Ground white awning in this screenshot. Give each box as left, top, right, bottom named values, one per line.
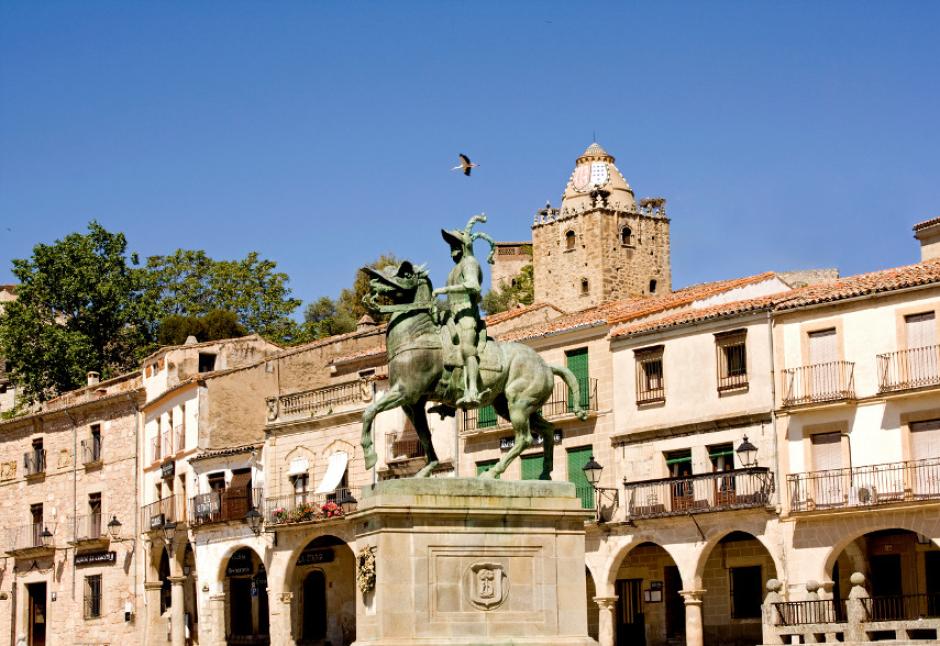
left=288, top=457, right=309, bottom=476
left=315, top=451, right=348, bottom=494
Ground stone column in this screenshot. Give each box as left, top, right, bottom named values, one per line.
left=593, top=596, right=618, bottom=646
left=269, top=590, right=295, bottom=646
left=169, top=576, right=186, bottom=646
left=144, top=581, right=164, bottom=644
left=845, top=572, right=869, bottom=644
left=208, top=593, right=227, bottom=646
left=679, top=589, right=706, bottom=646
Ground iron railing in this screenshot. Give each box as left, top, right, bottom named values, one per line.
left=718, top=371, right=748, bottom=392
left=386, top=434, right=424, bottom=463
left=23, top=449, right=45, bottom=476
left=265, top=488, right=358, bottom=526
left=7, top=522, right=54, bottom=552
left=787, top=457, right=940, bottom=513
left=782, top=361, right=855, bottom=406
left=71, top=513, right=103, bottom=541
left=774, top=599, right=845, bottom=626
left=862, top=593, right=940, bottom=621
left=624, top=467, right=774, bottom=520
left=150, top=436, right=161, bottom=463
left=268, top=380, right=371, bottom=423
left=878, top=345, right=940, bottom=393
left=174, top=424, right=185, bottom=453
left=161, top=428, right=174, bottom=456
left=140, top=494, right=185, bottom=532
left=189, top=488, right=264, bottom=526
left=81, top=437, right=102, bottom=464
left=461, top=378, right=598, bottom=433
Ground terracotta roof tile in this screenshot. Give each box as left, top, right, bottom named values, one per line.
left=611, top=295, right=778, bottom=338
left=914, top=217, right=940, bottom=232
left=484, top=302, right=565, bottom=326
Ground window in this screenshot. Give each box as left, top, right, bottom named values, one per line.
left=565, top=230, right=576, bottom=250
left=811, top=432, right=842, bottom=471
left=567, top=446, right=594, bottom=510
left=911, top=419, right=940, bottom=460
left=716, top=330, right=748, bottom=391
left=635, top=346, right=665, bottom=404
left=665, top=450, right=693, bottom=509
left=198, top=352, right=216, bottom=373
left=565, top=347, right=590, bottom=410
left=620, top=226, right=633, bottom=246
left=710, top=444, right=736, bottom=501
left=90, top=424, right=101, bottom=461
left=88, top=493, right=102, bottom=539
left=30, top=503, right=43, bottom=547
left=649, top=279, right=657, bottom=294
left=84, top=575, right=102, bottom=619
left=208, top=472, right=226, bottom=493
left=905, top=312, right=936, bottom=349
left=808, top=328, right=838, bottom=365
left=730, top=566, right=762, bottom=619
left=476, top=460, right=497, bottom=476
left=292, top=473, right=309, bottom=505
left=25, top=438, right=45, bottom=475
left=580, top=278, right=589, bottom=295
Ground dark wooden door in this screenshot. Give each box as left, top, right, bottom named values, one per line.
left=616, top=578, right=645, bottom=646
left=229, top=578, right=252, bottom=635
left=303, top=570, right=327, bottom=640
left=27, top=582, right=47, bottom=646
left=664, top=566, right=685, bottom=638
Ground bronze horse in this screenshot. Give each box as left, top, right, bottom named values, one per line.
left=359, top=261, right=587, bottom=479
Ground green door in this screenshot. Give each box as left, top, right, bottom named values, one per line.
left=566, top=348, right=589, bottom=410
left=476, top=459, right=497, bottom=476
left=567, top=446, right=595, bottom=509
left=478, top=405, right=498, bottom=428
left=521, top=454, right=544, bottom=480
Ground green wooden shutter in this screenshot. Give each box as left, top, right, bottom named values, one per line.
left=476, top=460, right=497, bottom=476
left=521, top=454, right=544, bottom=480
left=567, top=446, right=595, bottom=510
left=566, top=348, right=590, bottom=410
left=478, top=405, right=497, bottom=428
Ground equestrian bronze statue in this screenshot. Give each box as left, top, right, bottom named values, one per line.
left=359, top=215, right=588, bottom=479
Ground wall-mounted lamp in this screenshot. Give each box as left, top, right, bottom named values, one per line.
left=107, top=515, right=123, bottom=540
left=245, top=509, right=262, bottom=536
left=162, top=521, right=177, bottom=545
left=736, top=435, right=758, bottom=468
left=581, top=456, right=619, bottom=523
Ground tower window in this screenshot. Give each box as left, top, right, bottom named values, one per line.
left=580, top=278, right=590, bottom=295
left=565, top=230, right=576, bottom=250
left=620, top=226, right=633, bottom=246
left=649, top=279, right=657, bottom=294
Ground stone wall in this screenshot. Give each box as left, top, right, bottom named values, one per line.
left=489, top=242, right=532, bottom=292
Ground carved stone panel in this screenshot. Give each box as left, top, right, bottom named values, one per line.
left=467, top=562, right=507, bottom=610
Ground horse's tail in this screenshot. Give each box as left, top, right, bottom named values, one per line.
left=550, top=365, right=589, bottom=421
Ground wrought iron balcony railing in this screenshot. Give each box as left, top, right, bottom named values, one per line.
left=460, top=378, right=598, bottom=433
left=265, top=488, right=358, bottom=526
left=81, top=438, right=102, bottom=465
left=266, top=380, right=374, bottom=424
left=386, top=434, right=425, bottom=463
left=774, top=599, right=845, bottom=626
left=787, top=457, right=940, bottom=513
left=878, top=345, right=940, bottom=393
left=624, top=467, right=774, bottom=520
left=190, top=488, right=264, bottom=526
left=862, top=593, right=940, bottom=621
left=782, top=361, right=855, bottom=407
left=71, top=513, right=103, bottom=542
left=140, top=494, right=186, bottom=532
left=23, top=449, right=46, bottom=476
left=6, top=522, right=55, bottom=552
left=150, top=436, right=161, bottom=463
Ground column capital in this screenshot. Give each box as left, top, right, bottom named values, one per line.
left=168, top=576, right=187, bottom=585
left=679, top=589, right=706, bottom=604
left=209, top=592, right=226, bottom=602
left=144, top=581, right=164, bottom=591
left=593, top=595, right=618, bottom=610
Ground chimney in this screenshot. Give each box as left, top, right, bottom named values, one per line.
left=357, top=315, right=377, bottom=333
left=86, top=371, right=100, bottom=386
left=914, top=218, right=940, bottom=262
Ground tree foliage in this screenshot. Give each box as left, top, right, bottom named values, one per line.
left=156, top=310, right=247, bottom=346
left=481, top=264, right=534, bottom=315
left=0, top=222, right=152, bottom=401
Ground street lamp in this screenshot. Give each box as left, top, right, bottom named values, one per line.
left=337, top=490, right=358, bottom=515
left=107, top=515, right=123, bottom=540
left=40, top=527, right=53, bottom=548
left=245, top=508, right=262, bottom=536
left=736, top=435, right=758, bottom=468
left=581, top=456, right=618, bottom=523
left=582, top=455, right=603, bottom=487
left=162, top=521, right=177, bottom=545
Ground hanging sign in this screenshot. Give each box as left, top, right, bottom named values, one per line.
left=75, top=551, right=116, bottom=566
left=500, top=430, right=562, bottom=451
left=296, top=548, right=335, bottom=566
left=161, top=460, right=175, bottom=479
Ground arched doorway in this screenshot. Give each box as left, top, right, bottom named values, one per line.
left=291, top=535, right=356, bottom=646
left=224, top=547, right=269, bottom=644
left=698, top=531, right=778, bottom=646
left=585, top=567, right=599, bottom=642
left=830, top=529, right=940, bottom=621
left=159, top=548, right=172, bottom=615
left=612, top=542, right=683, bottom=646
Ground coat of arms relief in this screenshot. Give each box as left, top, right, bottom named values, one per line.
left=467, top=562, right=507, bottom=610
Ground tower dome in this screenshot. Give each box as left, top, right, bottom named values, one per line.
left=560, top=142, right=636, bottom=213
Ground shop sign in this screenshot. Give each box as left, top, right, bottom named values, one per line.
left=296, top=548, right=334, bottom=566
left=226, top=548, right=254, bottom=577
left=149, top=513, right=166, bottom=530
left=192, top=493, right=221, bottom=519
left=500, top=430, right=562, bottom=451
left=161, top=460, right=175, bottom=479
left=75, top=551, right=116, bottom=566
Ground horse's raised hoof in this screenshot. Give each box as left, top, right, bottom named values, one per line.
left=415, top=461, right=439, bottom=478
left=364, top=448, right=377, bottom=470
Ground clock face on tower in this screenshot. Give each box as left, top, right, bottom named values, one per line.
left=572, top=162, right=610, bottom=192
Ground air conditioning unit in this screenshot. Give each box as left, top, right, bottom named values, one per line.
left=848, top=485, right=875, bottom=506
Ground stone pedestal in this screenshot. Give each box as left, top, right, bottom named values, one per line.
left=351, top=478, right=598, bottom=646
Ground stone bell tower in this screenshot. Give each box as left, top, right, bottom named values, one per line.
left=531, top=142, right=672, bottom=311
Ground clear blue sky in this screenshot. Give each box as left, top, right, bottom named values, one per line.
left=2, top=2, right=939, bottom=311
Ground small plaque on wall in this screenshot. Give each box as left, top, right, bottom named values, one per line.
left=643, top=589, right=663, bottom=603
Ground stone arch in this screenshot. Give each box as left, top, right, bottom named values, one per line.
left=601, top=534, right=688, bottom=591
left=585, top=566, right=600, bottom=642
left=214, top=542, right=268, bottom=585
left=565, top=229, right=577, bottom=250
left=692, top=527, right=783, bottom=590
left=820, top=520, right=940, bottom=582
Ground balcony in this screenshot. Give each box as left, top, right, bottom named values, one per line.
left=141, top=494, right=186, bottom=532
left=81, top=438, right=102, bottom=466
left=190, top=488, right=264, bottom=526
left=624, top=467, right=774, bottom=520
left=266, top=380, right=372, bottom=424
left=787, top=457, right=940, bottom=513
left=6, top=522, right=55, bottom=556
left=386, top=434, right=425, bottom=463
left=265, top=488, right=358, bottom=527
left=173, top=424, right=185, bottom=453
left=23, top=449, right=46, bottom=477
left=69, top=513, right=106, bottom=547
left=460, top=378, right=598, bottom=434
left=782, top=361, right=855, bottom=407
left=878, top=345, right=940, bottom=393
left=150, top=436, right=161, bottom=463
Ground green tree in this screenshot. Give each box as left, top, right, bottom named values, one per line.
left=145, top=250, right=300, bottom=341
left=0, top=222, right=153, bottom=402
left=156, top=310, right=247, bottom=346
left=481, top=264, right=534, bottom=315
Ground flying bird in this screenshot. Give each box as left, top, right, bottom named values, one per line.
left=452, top=153, right=479, bottom=176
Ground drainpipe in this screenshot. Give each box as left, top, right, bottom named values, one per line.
left=66, top=408, right=79, bottom=603
left=9, top=573, right=16, bottom=646
left=767, top=311, right=782, bottom=510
